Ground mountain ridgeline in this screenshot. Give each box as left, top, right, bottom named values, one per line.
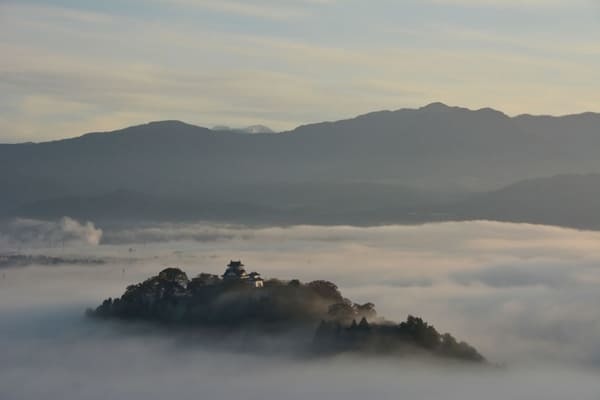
left=3, top=103, right=600, bottom=228
left=89, top=262, right=484, bottom=362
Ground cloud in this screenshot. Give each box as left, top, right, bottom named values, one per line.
left=0, top=217, right=103, bottom=248
left=2, top=1, right=600, bottom=141
left=160, top=0, right=310, bottom=20
left=452, top=262, right=579, bottom=288
left=93, top=220, right=600, bottom=365
left=6, top=219, right=598, bottom=363
left=427, top=0, right=589, bottom=7
left=2, top=312, right=600, bottom=400
left=4, top=221, right=600, bottom=397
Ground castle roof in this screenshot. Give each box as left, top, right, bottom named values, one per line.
left=227, top=260, right=244, bottom=268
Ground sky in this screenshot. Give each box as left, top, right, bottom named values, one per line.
left=1, top=0, right=600, bottom=142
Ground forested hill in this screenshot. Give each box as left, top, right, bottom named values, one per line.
left=89, top=266, right=485, bottom=362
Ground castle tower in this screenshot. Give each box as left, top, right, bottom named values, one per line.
left=222, top=260, right=248, bottom=280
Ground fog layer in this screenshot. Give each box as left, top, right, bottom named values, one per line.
left=2, top=220, right=600, bottom=399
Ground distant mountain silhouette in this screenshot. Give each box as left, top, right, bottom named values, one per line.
left=3, top=104, right=600, bottom=227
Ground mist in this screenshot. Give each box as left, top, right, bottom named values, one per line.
left=0, top=217, right=102, bottom=248
left=2, top=219, right=600, bottom=398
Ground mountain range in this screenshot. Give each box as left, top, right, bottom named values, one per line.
left=3, top=103, right=600, bottom=229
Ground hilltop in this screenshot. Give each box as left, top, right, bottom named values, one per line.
left=89, top=261, right=484, bottom=362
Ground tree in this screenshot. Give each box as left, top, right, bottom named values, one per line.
left=358, top=317, right=370, bottom=330
left=328, top=302, right=355, bottom=322
left=354, top=302, right=377, bottom=320
left=157, top=267, right=189, bottom=287
left=307, top=280, right=343, bottom=302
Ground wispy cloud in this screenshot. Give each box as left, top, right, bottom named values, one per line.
left=428, top=0, right=588, bottom=7
left=151, top=0, right=324, bottom=20
left=1, top=0, right=599, bottom=141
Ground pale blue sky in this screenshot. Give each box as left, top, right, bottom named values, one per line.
left=1, top=0, right=599, bottom=142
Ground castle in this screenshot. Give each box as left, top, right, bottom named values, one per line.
left=222, top=260, right=264, bottom=288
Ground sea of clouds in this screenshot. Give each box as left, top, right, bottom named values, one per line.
left=2, top=219, right=600, bottom=399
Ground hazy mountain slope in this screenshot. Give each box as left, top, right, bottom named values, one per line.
left=11, top=183, right=450, bottom=225
left=2, top=103, right=600, bottom=224
left=451, top=174, right=600, bottom=229
left=9, top=174, right=600, bottom=230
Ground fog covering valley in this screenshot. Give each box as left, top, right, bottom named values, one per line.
left=3, top=218, right=600, bottom=399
